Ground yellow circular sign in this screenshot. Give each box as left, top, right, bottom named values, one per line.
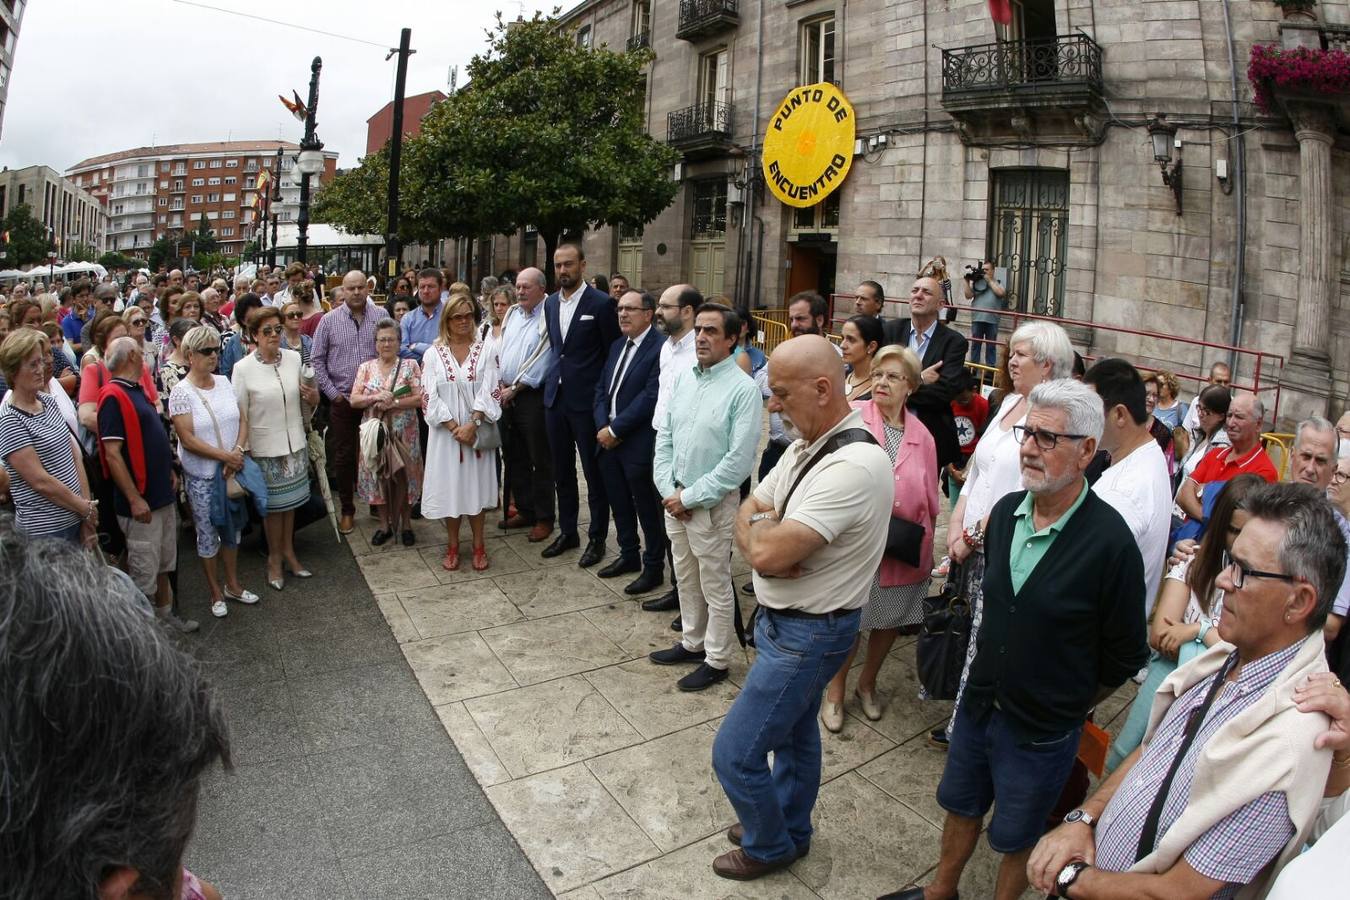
left=762, top=83, right=856, bottom=209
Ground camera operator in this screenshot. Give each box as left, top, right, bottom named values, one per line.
left=962, top=261, right=1006, bottom=368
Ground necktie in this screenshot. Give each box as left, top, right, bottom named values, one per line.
left=610, top=339, right=635, bottom=417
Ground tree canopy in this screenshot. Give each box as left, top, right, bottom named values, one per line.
left=0, top=204, right=52, bottom=267
left=315, top=12, right=679, bottom=279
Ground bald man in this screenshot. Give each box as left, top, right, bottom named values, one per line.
left=313, top=269, right=392, bottom=533
left=712, top=335, right=892, bottom=880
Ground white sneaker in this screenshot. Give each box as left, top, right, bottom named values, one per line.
left=931, top=556, right=951, bottom=578
left=157, top=607, right=200, bottom=634
left=225, top=588, right=260, bottom=605
left=211, top=600, right=228, bottom=618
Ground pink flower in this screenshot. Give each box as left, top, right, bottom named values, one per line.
left=1248, top=43, right=1350, bottom=114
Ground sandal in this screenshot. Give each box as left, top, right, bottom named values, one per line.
left=442, top=547, right=460, bottom=571
left=472, top=545, right=489, bottom=571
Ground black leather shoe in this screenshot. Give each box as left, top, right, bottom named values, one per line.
left=624, top=570, right=664, bottom=595
left=876, top=888, right=949, bottom=900
left=671, top=615, right=682, bottom=631
left=540, top=533, right=580, bottom=558
left=641, top=589, right=680, bottom=612
left=597, top=556, right=640, bottom=579
left=578, top=539, right=606, bottom=568
left=678, top=662, right=729, bottom=692
left=649, top=643, right=705, bottom=666
left=740, top=581, right=756, bottom=595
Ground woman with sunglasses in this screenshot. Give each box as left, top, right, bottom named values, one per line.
left=169, top=325, right=259, bottom=618
left=280, top=300, right=313, bottom=367
left=1107, top=473, right=1264, bottom=770
left=121, top=305, right=159, bottom=373
left=232, top=306, right=320, bottom=590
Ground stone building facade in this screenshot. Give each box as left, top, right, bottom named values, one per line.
left=0, top=164, right=106, bottom=254
left=457, top=0, right=1349, bottom=424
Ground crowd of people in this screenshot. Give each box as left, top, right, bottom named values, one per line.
left=3, top=250, right=1350, bottom=899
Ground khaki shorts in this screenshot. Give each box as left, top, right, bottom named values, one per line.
left=119, top=504, right=178, bottom=596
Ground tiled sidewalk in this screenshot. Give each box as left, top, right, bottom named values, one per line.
left=352, top=505, right=1139, bottom=899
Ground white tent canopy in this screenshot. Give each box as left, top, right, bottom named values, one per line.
left=269, top=223, right=382, bottom=249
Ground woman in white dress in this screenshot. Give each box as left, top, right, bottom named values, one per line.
left=421, top=293, right=501, bottom=572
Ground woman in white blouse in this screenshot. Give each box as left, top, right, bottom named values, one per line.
left=939, top=320, right=1075, bottom=743
left=421, top=293, right=501, bottom=573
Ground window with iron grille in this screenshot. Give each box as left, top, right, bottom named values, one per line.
left=986, top=168, right=1069, bottom=316
left=800, top=16, right=836, bottom=85
left=792, top=192, right=841, bottom=231
left=690, top=180, right=727, bottom=238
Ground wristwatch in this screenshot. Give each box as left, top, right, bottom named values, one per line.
left=1056, top=861, right=1090, bottom=897
left=748, top=511, right=777, bottom=525
left=1063, top=808, right=1096, bottom=828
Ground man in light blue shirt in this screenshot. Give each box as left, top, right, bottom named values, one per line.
left=651, top=303, right=762, bottom=692
left=400, top=268, right=444, bottom=361
left=496, top=268, right=555, bottom=541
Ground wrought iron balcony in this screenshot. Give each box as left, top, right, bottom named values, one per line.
left=627, top=31, right=650, bottom=52
left=676, top=0, right=738, bottom=41
left=667, top=101, right=733, bottom=155
left=940, top=34, right=1105, bottom=143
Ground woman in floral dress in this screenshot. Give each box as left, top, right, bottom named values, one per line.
left=351, top=319, right=423, bottom=547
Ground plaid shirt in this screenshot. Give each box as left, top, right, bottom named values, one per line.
left=312, top=299, right=390, bottom=399
left=1094, top=644, right=1300, bottom=897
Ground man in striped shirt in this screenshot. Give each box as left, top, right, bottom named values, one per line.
left=1027, top=482, right=1344, bottom=899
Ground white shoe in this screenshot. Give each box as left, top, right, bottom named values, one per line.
left=855, top=688, right=883, bottom=721
left=931, top=556, right=951, bottom=578
left=820, top=700, right=845, bottom=733
left=157, top=608, right=200, bottom=634
left=211, top=600, right=228, bottom=618
left=225, top=588, right=260, bottom=605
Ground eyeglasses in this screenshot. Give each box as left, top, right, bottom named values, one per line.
left=1333, top=471, right=1350, bottom=486
left=448, top=313, right=475, bottom=322
left=1221, top=549, right=1302, bottom=590
left=194, top=346, right=221, bottom=356
left=617, top=305, right=648, bottom=313
left=258, top=325, right=284, bottom=337
left=375, top=336, right=400, bottom=344
left=1012, top=425, right=1088, bottom=451
left=129, top=318, right=146, bottom=327
left=285, top=311, right=304, bottom=319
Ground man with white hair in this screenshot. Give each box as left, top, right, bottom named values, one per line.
left=1175, top=391, right=1278, bottom=525
left=887, top=378, right=1148, bottom=900
left=1286, top=417, right=1349, bottom=643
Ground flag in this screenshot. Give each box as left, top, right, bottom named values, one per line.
left=279, top=90, right=306, bottom=123
left=989, top=0, right=1012, bottom=25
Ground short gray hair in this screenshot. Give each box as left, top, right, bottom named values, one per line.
left=233, top=273, right=251, bottom=290
left=1008, top=321, right=1075, bottom=380
left=103, top=335, right=141, bottom=373
left=479, top=275, right=499, bottom=296
left=1295, top=416, right=1338, bottom=457
left=0, top=525, right=231, bottom=896
left=1241, top=482, right=1348, bottom=631
left=1028, top=378, right=1105, bottom=443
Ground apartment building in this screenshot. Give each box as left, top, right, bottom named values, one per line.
left=458, top=0, right=1350, bottom=422
left=0, top=0, right=26, bottom=140
left=0, top=164, right=106, bottom=253
left=65, top=140, right=339, bottom=259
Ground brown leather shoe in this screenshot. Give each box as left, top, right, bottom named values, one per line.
left=498, top=513, right=534, bottom=530
left=527, top=521, right=554, bottom=542
left=726, top=823, right=809, bottom=858
left=338, top=514, right=355, bottom=535
left=711, top=847, right=797, bottom=881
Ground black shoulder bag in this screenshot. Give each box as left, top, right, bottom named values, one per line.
left=740, top=427, right=877, bottom=648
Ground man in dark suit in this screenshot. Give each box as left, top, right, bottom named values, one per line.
left=541, top=243, right=621, bottom=567
left=593, top=289, right=666, bottom=595
left=882, top=276, right=969, bottom=471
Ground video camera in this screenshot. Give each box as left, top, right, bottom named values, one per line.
left=963, top=261, right=990, bottom=294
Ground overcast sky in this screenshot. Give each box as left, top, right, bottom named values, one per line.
left=0, top=0, right=556, bottom=172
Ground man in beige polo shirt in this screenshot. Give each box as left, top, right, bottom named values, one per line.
left=709, top=335, right=892, bottom=880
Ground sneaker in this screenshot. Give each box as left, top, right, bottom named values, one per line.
left=157, top=608, right=200, bottom=634
left=931, top=556, right=951, bottom=579
left=211, top=599, right=228, bottom=618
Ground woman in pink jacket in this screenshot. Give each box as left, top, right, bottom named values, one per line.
left=821, top=345, right=939, bottom=733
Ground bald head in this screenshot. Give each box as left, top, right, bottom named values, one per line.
left=342, top=270, right=369, bottom=310
left=767, top=335, right=850, bottom=443
left=514, top=267, right=547, bottom=310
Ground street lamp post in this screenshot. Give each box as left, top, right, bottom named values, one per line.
left=269, top=145, right=283, bottom=267
left=294, top=57, right=325, bottom=265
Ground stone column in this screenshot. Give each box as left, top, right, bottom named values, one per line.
left=1278, top=100, right=1336, bottom=422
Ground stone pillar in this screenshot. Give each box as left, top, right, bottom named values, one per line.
left=1277, top=100, right=1337, bottom=424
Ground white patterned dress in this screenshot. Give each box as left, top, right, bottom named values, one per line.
left=420, top=340, right=501, bottom=520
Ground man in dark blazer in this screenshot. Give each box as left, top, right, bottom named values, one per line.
left=593, top=289, right=666, bottom=595
left=882, top=276, right=969, bottom=471
left=542, top=243, right=621, bottom=567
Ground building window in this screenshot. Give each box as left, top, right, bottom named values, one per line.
left=222, top=210, right=236, bottom=219
left=690, top=180, right=727, bottom=238
left=206, top=211, right=219, bottom=220
left=190, top=194, right=203, bottom=204
left=170, top=200, right=183, bottom=211
left=223, top=192, right=236, bottom=202
left=576, top=24, right=592, bottom=49
left=193, top=160, right=206, bottom=170
left=699, top=49, right=729, bottom=110
left=157, top=197, right=167, bottom=207
left=800, top=16, right=836, bottom=85
left=631, top=0, right=651, bottom=42
left=222, top=227, right=235, bottom=237
left=191, top=178, right=204, bottom=187
left=173, top=165, right=185, bottom=176
left=137, top=165, right=151, bottom=178
left=210, top=159, right=222, bottom=168
left=987, top=167, right=1069, bottom=316
left=159, top=215, right=167, bottom=224
left=208, top=177, right=221, bottom=185
left=792, top=192, right=842, bottom=231
left=173, top=180, right=183, bottom=191
left=160, top=162, right=170, bottom=172
left=224, top=176, right=237, bottom=185
left=159, top=180, right=168, bottom=189
left=226, top=159, right=239, bottom=168
left=207, top=193, right=219, bottom=202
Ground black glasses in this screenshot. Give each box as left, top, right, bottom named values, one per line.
left=1012, top=425, right=1088, bottom=451
left=1221, top=549, right=1302, bottom=590
left=258, top=325, right=284, bottom=337
left=195, top=346, right=221, bottom=356
left=1333, top=471, right=1350, bottom=486
left=285, top=311, right=304, bottom=319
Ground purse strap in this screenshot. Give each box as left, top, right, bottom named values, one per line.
left=188, top=382, right=229, bottom=453
left=777, top=427, right=877, bottom=518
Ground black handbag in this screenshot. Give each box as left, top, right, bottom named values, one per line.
left=916, top=559, right=972, bottom=700
left=885, top=516, right=926, bottom=567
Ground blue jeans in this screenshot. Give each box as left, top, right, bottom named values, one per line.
left=970, top=321, right=999, bottom=367
left=712, top=606, right=861, bottom=862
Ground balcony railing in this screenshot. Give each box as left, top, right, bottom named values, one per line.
left=941, top=33, right=1103, bottom=98
left=667, top=101, right=733, bottom=151
left=676, top=0, right=737, bottom=41
left=627, top=30, right=650, bottom=52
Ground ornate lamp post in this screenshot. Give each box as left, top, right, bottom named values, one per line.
left=293, top=57, right=325, bottom=265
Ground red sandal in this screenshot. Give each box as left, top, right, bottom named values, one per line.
left=472, top=545, right=489, bottom=571
left=442, top=546, right=460, bottom=571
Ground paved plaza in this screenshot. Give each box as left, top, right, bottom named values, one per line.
left=182, top=485, right=1138, bottom=899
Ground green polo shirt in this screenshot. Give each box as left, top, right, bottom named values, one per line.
left=1008, top=479, right=1090, bottom=594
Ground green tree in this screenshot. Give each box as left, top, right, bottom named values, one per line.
left=0, top=203, right=52, bottom=267
left=65, top=240, right=98, bottom=262
left=147, top=230, right=184, bottom=272
left=98, top=251, right=141, bottom=271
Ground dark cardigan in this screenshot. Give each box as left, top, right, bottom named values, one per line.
left=964, top=485, right=1150, bottom=744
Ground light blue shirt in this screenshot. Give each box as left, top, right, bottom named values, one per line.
left=654, top=353, right=762, bottom=509
left=908, top=317, right=938, bottom=359
left=400, top=301, right=442, bottom=361
left=496, top=302, right=545, bottom=389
